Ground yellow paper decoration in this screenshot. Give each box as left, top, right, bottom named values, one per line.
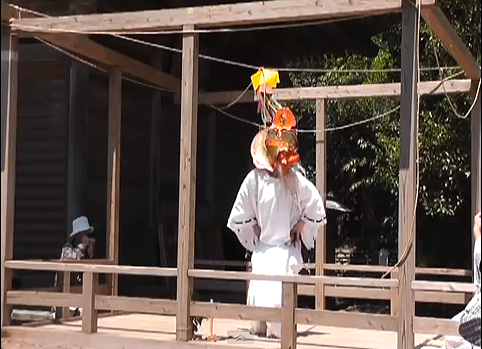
left=250, top=68, right=279, bottom=92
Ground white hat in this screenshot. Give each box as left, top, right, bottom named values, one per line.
left=70, top=216, right=94, bottom=238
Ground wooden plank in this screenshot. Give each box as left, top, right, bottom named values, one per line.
left=188, top=269, right=398, bottom=288
left=301, top=287, right=465, bottom=305
left=10, top=0, right=436, bottom=33
left=413, top=317, right=459, bottom=336
left=61, top=271, right=72, bottom=320
left=398, top=1, right=419, bottom=348
left=82, top=272, right=98, bottom=333
left=422, top=6, right=481, bottom=80
left=176, top=24, right=199, bottom=342
left=414, top=267, right=472, bottom=276
left=49, top=259, right=116, bottom=265
left=296, top=309, right=397, bottom=331
left=281, top=282, right=297, bottom=349
left=322, top=263, right=391, bottom=272
left=411, top=280, right=478, bottom=293
left=190, top=301, right=281, bottom=322
left=321, top=264, right=470, bottom=276
left=298, top=284, right=392, bottom=299
left=390, top=271, right=398, bottom=316
left=315, top=99, right=327, bottom=311
left=325, top=285, right=390, bottom=300
left=4, top=260, right=178, bottom=276
left=1, top=28, right=18, bottom=329
left=107, top=67, right=122, bottom=298
left=95, top=296, right=177, bottom=315
left=415, top=291, right=466, bottom=304
left=192, top=79, right=472, bottom=105
left=6, top=291, right=83, bottom=307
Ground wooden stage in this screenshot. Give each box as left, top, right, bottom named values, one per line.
left=1, top=313, right=442, bottom=349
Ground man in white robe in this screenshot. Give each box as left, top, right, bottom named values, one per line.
left=227, top=107, right=326, bottom=338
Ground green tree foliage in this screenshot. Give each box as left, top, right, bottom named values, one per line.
left=289, top=0, right=480, bottom=268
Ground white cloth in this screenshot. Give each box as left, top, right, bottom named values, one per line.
left=444, top=237, right=482, bottom=348
left=227, top=169, right=326, bottom=338
left=474, top=237, right=481, bottom=286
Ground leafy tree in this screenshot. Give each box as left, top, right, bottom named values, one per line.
left=288, top=0, right=480, bottom=269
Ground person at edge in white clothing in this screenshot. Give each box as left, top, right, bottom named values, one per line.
left=445, top=212, right=481, bottom=349
left=227, top=107, right=326, bottom=339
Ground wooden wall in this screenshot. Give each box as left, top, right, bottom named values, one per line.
left=13, top=42, right=70, bottom=289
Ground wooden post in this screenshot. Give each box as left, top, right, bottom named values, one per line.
left=1, top=28, right=18, bottom=329
left=82, top=271, right=98, bottom=333
left=398, top=1, right=418, bottom=348
left=176, top=24, right=199, bottom=342
left=470, top=80, right=481, bottom=274
left=281, top=282, right=297, bottom=349
left=390, top=270, right=398, bottom=316
left=315, top=98, right=327, bottom=310
left=61, top=271, right=72, bottom=319
left=106, top=67, right=122, bottom=297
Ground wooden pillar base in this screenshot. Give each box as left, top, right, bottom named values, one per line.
left=281, top=282, right=297, bottom=349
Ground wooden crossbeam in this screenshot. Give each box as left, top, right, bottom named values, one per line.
left=187, top=79, right=471, bottom=105
left=10, top=0, right=435, bottom=33
left=422, top=6, right=481, bottom=80
left=1, top=1, right=180, bottom=92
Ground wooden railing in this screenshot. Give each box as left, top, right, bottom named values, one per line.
left=194, top=260, right=473, bottom=307
left=4, top=260, right=477, bottom=348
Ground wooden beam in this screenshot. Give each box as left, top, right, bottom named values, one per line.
left=1, top=28, right=17, bottom=329
left=1, top=2, right=179, bottom=92
left=61, top=271, right=72, bottom=320
left=40, top=34, right=179, bottom=92
left=299, top=284, right=391, bottom=300
left=6, top=291, right=83, bottom=308
left=190, top=301, right=280, bottom=322
left=315, top=99, right=326, bottom=311
left=95, top=296, right=177, bottom=315
left=10, top=0, right=437, bottom=34
left=192, top=79, right=472, bottom=105
left=398, top=1, right=418, bottom=348
left=281, top=282, right=297, bottom=349
left=106, top=67, right=121, bottom=297
left=411, top=280, right=478, bottom=293
left=415, top=291, right=466, bottom=305
left=299, top=285, right=467, bottom=304
left=188, top=269, right=398, bottom=288
left=413, top=317, right=459, bottom=336
left=176, top=24, right=199, bottom=342
left=4, top=260, right=178, bottom=277
left=296, top=309, right=397, bottom=331
left=422, top=6, right=481, bottom=80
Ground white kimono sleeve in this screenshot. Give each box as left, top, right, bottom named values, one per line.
left=227, top=170, right=259, bottom=252
left=297, top=173, right=327, bottom=250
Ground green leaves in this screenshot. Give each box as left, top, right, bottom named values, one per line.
left=288, top=1, right=478, bottom=264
